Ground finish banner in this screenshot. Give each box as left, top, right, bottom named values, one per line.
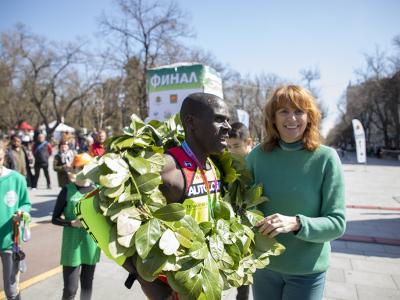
left=147, top=63, right=223, bottom=121
left=352, top=119, right=366, bottom=163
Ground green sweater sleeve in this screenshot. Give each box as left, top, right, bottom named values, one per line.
left=296, top=151, right=346, bottom=243
left=18, top=174, right=31, bottom=216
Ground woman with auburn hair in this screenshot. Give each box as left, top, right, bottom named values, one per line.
left=246, top=85, right=346, bottom=300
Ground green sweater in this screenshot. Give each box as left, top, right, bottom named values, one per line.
left=0, top=168, right=31, bottom=251
left=246, top=141, right=346, bottom=274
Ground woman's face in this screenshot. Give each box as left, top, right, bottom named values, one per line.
left=274, top=104, right=308, bottom=143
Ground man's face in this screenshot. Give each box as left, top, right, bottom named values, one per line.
left=227, top=138, right=250, bottom=157
left=60, top=144, right=69, bottom=153
left=98, top=132, right=107, bottom=144
left=12, top=137, right=21, bottom=148
left=38, top=134, right=45, bottom=143
left=193, top=101, right=231, bottom=155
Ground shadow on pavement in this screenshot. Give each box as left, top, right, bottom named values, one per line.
left=30, top=199, right=57, bottom=218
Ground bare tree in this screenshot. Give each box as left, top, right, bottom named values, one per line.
left=0, top=25, right=103, bottom=137
left=100, top=0, right=194, bottom=119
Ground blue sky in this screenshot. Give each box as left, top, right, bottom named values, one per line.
left=1, top=0, right=399, bottom=135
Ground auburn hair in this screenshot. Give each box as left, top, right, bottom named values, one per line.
left=262, top=85, right=322, bottom=151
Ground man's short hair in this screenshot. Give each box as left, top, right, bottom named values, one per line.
left=228, top=122, right=250, bottom=142
left=180, top=92, right=224, bottom=129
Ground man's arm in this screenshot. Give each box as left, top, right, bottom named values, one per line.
left=159, top=154, right=185, bottom=204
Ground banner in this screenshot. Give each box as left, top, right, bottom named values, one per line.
left=352, top=119, right=366, bottom=163
left=147, top=63, right=223, bottom=121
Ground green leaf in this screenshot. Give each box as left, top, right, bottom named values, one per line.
left=167, top=269, right=203, bottom=299
left=175, top=227, right=193, bottom=248
left=126, top=154, right=151, bottom=175
left=117, top=213, right=142, bottom=236
left=108, top=225, right=127, bottom=258
left=135, top=219, right=162, bottom=258
left=254, top=232, right=286, bottom=256
left=201, top=268, right=222, bottom=300
left=174, top=215, right=205, bottom=242
left=199, top=221, right=213, bottom=235
left=209, top=234, right=224, bottom=261
left=244, top=210, right=264, bottom=226
left=213, top=200, right=232, bottom=220
left=104, top=183, right=125, bottom=198
left=99, top=173, right=129, bottom=188
left=144, top=152, right=166, bottom=173
left=135, top=246, right=167, bottom=282
left=216, top=219, right=232, bottom=244
left=189, top=242, right=208, bottom=260
left=159, top=229, right=180, bottom=255
left=153, top=203, right=186, bottom=221
left=136, top=173, right=162, bottom=194
left=117, top=232, right=135, bottom=248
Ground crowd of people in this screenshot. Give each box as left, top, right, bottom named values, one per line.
left=0, top=86, right=345, bottom=300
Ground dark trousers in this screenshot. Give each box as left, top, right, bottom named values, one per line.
left=33, top=163, right=50, bottom=188
left=237, top=285, right=249, bottom=300
left=62, top=264, right=96, bottom=300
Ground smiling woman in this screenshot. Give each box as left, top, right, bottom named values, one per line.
left=246, top=85, right=346, bottom=300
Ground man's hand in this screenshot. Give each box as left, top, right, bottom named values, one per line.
left=71, top=219, right=82, bottom=228
left=12, top=211, right=23, bottom=222
left=256, top=213, right=301, bottom=238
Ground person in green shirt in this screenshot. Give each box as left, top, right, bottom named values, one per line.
left=0, top=144, right=31, bottom=300
left=246, top=85, right=346, bottom=300
left=52, top=153, right=100, bottom=300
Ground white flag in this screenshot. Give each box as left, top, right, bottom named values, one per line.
left=352, top=119, right=366, bottom=163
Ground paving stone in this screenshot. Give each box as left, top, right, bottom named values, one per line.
left=393, top=275, right=400, bottom=289
left=351, top=259, right=400, bottom=275
left=324, top=281, right=358, bottom=299
left=355, top=284, right=400, bottom=300
left=345, top=270, right=397, bottom=289
left=330, top=256, right=352, bottom=270
left=327, top=268, right=346, bottom=282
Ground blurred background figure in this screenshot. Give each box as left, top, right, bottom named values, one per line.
left=52, top=153, right=100, bottom=300
left=89, top=130, right=106, bottom=157
left=0, top=142, right=31, bottom=300
left=53, top=140, right=76, bottom=188
left=32, top=133, right=52, bottom=189
left=5, top=135, right=30, bottom=182
left=227, top=122, right=253, bottom=157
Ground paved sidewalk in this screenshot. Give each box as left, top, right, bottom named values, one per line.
left=1, top=154, right=400, bottom=300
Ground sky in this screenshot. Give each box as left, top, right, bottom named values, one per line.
left=1, top=0, right=400, bottom=136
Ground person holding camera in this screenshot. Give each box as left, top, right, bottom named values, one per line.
left=0, top=144, right=31, bottom=300
left=53, top=140, right=75, bottom=188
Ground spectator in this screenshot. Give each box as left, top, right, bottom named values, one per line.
left=227, top=122, right=253, bottom=157
left=32, top=133, right=52, bottom=189
left=52, top=153, right=100, bottom=300
left=53, top=140, right=75, bottom=188
left=0, top=143, right=31, bottom=300
left=5, top=135, right=30, bottom=179
left=89, top=130, right=106, bottom=157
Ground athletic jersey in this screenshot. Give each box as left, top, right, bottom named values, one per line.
left=167, top=146, right=221, bottom=222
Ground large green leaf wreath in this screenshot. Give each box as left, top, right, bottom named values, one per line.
left=79, top=114, right=285, bottom=299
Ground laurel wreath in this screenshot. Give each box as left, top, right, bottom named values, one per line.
left=79, top=114, right=285, bottom=299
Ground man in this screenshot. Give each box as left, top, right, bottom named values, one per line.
left=0, top=144, right=31, bottom=300
left=89, top=130, right=106, bottom=157
left=124, top=92, right=231, bottom=299
left=32, top=133, right=52, bottom=189
left=5, top=135, right=29, bottom=178
left=227, top=122, right=253, bottom=300
left=227, top=122, right=253, bottom=157
left=53, top=140, right=75, bottom=188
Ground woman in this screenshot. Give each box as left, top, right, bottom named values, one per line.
left=246, top=85, right=346, bottom=300
left=52, top=153, right=100, bottom=300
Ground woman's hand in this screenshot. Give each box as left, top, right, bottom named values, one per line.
left=256, top=213, right=301, bottom=238
left=71, top=219, right=82, bottom=228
